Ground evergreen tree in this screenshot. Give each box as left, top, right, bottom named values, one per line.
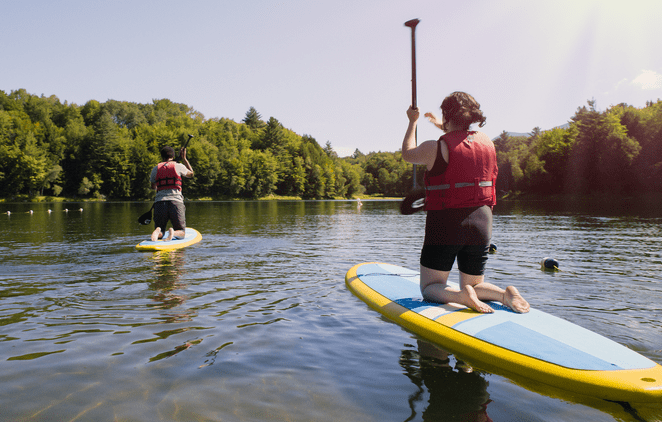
left=242, top=107, right=266, bottom=131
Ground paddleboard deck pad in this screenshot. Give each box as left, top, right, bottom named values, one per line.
left=135, top=228, right=202, bottom=251
left=345, top=262, right=662, bottom=402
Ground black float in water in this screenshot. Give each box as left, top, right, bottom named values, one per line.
left=489, top=243, right=497, bottom=253
left=541, top=257, right=559, bottom=271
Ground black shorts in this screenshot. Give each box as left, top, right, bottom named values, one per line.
left=420, top=206, right=492, bottom=276
left=153, top=201, right=186, bottom=232
left=420, top=244, right=490, bottom=276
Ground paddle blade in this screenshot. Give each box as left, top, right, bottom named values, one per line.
left=400, top=189, right=426, bottom=215
left=138, top=209, right=153, bottom=225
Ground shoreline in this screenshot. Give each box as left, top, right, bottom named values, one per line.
left=0, top=194, right=402, bottom=204
left=3, top=192, right=662, bottom=204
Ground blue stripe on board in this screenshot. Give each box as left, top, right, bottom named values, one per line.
left=453, top=308, right=656, bottom=370
left=394, top=297, right=440, bottom=314
left=475, top=321, right=622, bottom=370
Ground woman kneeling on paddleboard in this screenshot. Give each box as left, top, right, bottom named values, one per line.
left=402, top=92, right=529, bottom=314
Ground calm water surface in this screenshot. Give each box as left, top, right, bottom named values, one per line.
left=1, top=199, right=661, bottom=421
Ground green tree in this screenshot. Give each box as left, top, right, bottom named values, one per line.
left=242, top=107, right=266, bottom=131
left=495, top=135, right=532, bottom=193
left=243, top=150, right=278, bottom=198
left=530, top=126, right=576, bottom=193
left=254, top=116, right=284, bottom=151
left=39, top=164, right=63, bottom=196
left=323, top=141, right=338, bottom=159
left=529, top=126, right=542, bottom=140
left=304, top=163, right=326, bottom=199
left=338, top=160, right=363, bottom=197
left=185, top=137, right=220, bottom=197
left=615, top=101, right=662, bottom=192
left=567, top=101, right=640, bottom=194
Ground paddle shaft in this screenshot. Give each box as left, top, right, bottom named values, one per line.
left=404, top=19, right=420, bottom=189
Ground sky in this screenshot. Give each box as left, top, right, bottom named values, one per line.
left=3, top=0, right=662, bottom=157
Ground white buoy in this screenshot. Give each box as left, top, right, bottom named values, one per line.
left=5, top=211, right=10, bottom=215
left=48, top=209, right=52, bottom=213
left=79, top=208, right=83, bottom=212
left=64, top=208, right=68, bottom=212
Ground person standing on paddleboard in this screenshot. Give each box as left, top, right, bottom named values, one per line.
left=149, top=146, right=194, bottom=241
left=402, top=91, right=529, bottom=314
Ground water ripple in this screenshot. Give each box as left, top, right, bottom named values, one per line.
left=1, top=200, right=661, bottom=421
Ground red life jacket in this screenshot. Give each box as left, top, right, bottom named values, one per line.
left=155, top=162, right=182, bottom=192
left=424, top=131, right=498, bottom=210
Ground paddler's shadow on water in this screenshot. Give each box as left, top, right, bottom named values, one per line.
left=148, top=250, right=189, bottom=317
left=400, top=339, right=493, bottom=422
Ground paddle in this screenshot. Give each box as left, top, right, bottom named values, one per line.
left=400, top=19, right=425, bottom=215
left=138, top=203, right=154, bottom=225
left=404, top=19, right=419, bottom=190
left=400, top=188, right=426, bottom=215
left=184, top=134, right=193, bottom=149
left=177, top=134, right=194, bottom=160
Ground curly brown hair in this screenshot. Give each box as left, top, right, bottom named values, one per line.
left=440, top=91, right=486, bottom=131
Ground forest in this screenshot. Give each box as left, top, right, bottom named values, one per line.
left=1, top=89, right=661, bottom=201
left=494, top=99, right=662, bottom=196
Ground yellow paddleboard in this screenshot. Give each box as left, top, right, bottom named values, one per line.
left=346, top=262, right=662, bottom=403
left=135, top=228, right=202, bottom=252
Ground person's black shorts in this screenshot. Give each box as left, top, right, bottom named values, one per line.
left=420, top=244, right=489, bottom=276
left=154, top=201, right=186, bottom=233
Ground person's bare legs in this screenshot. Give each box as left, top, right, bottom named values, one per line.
left=469, top=276, right=529, bottom=313
left=172, top=229, right=186, bottom=239
left=420, top=265, right=530, bottom=313
left=162, top=228, right=175, bottom=241
left=420, top=265, right=494, bottom=313
left=151, top=227, right=162, bottom=242
left=503, top=286, right=530, bottom=313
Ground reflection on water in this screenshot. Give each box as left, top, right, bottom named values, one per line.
left=150, top=250, right=189, bottom=314
left=402, top=340, right=492, bottom=422
left=0, top=199, right=661, bottom=421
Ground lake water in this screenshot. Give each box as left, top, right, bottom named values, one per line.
left=1, top=199, right=661, bottom=421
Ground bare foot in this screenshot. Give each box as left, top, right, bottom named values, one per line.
left=162, top=228, right=174, bottom=242
left=151, top=228, right=162, bottom=242
left=504, top=286, right=530, bottom=313
left=461, top=285, right=494, bottom=313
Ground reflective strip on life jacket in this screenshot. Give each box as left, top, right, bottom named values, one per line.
left=426, top=181, right=493, bottom=190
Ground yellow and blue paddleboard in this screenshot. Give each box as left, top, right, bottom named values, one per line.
left=345, top=262, right=662, bottom=402
left=135, top=228, right=202, bottom=252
